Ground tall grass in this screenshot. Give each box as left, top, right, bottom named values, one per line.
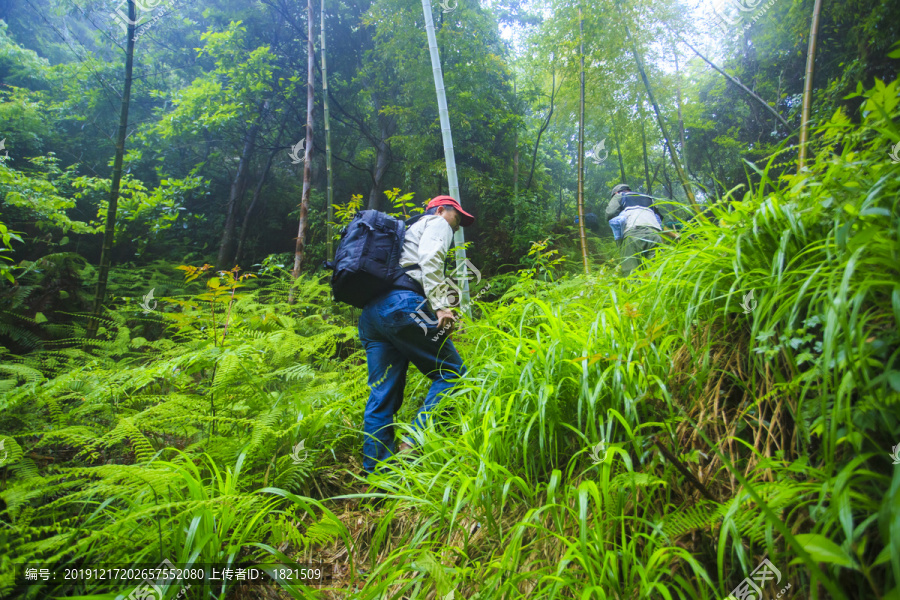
left=347, top=78, right=899, bottom=599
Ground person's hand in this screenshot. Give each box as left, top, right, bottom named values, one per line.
left=436, top=308, right=457, bottom=333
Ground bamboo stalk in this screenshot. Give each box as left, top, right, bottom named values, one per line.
left=640, top=111, right=651, bottom=195
left=613, top=116, right=626, bottom=183
left=798, top=0, right=824, bottom=171
left=421, top=0, right=471, bottom=312
left=321, top=0, right=334, bottom=261
left=682, top=40, right=790, bottom=130
left=624, top=23, right=697, bottom=209
left=576, top=9, right=589, bottom=275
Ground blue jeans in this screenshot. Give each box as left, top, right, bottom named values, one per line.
left=358, top=289, right=466, bottom=474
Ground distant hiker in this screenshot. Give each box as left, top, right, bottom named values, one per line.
left=357, top=195, right=475, bottom=474
left=575, top=212, right=601, bottom=233
left=605, top=183, right=668, bottom=277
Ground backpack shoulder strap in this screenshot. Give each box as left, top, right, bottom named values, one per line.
left=404, top=213, right=427, bottom=228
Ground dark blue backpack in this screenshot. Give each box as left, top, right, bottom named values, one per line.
left=614, top=192, right=663, bottom=220
left=325, top=210, right=423, bottom=308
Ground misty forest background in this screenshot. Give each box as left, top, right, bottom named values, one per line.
left=1, top=0, right=900, bottom=598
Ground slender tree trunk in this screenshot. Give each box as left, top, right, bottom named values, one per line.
left=682, top=40, right=790, bottom=130
left=290, top=0, right=315, bottom=295
left=612, top=118, right=626, bottom=183
left=674, top=46, right=689, bottom=176
left=557, top=186, right=563, bottom=221
left=640, top=112, right=651, bottom=195
left=234, top=146, right=278, bottom=265
left=321, top=0, right=334, bottom=261
left=625, top=23, right=696, bottom=209
left=366, top=96, right=395, bottom=211
left=421, top=0, right=470, bottom=310
left=87, top=0, right=136, bottom=339
left=525, top=67, right=556, bottom=191
left=513, top=78, right=518, bottom=203
left=661, top=146, right=674, bottom=198
left=650, top=160, right=662, bottom=193
left=217, top=109, right=263, bottom=268
left=576, top=9, right=589, bottom=275
left=798, top=0, right=823, bottom=171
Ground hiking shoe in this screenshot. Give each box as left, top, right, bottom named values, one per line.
left=397, top=440, right=420, bottom=455
left=396, top=445, right=419, bottom=461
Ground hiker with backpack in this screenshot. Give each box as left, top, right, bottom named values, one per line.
left=605, top=183, right=673, bottom=277
left=327, top=195, right=475, bottom=476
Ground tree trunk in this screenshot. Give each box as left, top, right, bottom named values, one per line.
left=421, top=0, right=470, bottom=311
left=660, top=146, right=674, bottom=198
left=798, top=0, right=824, bottom=171
left=513, top=78, right=518, bottom=203
left=674, top=45, right=689, bottom=177
left=625, top=23, right=697, bottom=209
left=217, top=108, right=263, bottom=268
left=234, top=146, right=278, bottom=265
left=612, top=118, right=626, bottom=183
left=290, top=0, right=315, bottom=293
left=366, top=95, right=395, bottom=211
left=87, top=0, right=136, bottom=339
left=557, top=186, right=564, bottom=221
left=576, top=9, right=589, bottom=275
left=525, top=67, right=555, bottom=191
left=640, top=112, right=651, bottom=195
left=321, top=0, right=334, bottom=262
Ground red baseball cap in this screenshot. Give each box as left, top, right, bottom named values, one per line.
left=426, top=195, right=475, bottom=227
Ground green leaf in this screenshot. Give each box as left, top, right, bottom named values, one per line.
left=34, top=312, right=48, bottom=323
left=874, top=544, right=894, bottom=567
left=790, top=534, right=857, bottom=569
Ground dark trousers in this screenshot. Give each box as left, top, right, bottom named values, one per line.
left=621, top=226, right=662, bottom=277
left=358, top=289, right=466, bottom=474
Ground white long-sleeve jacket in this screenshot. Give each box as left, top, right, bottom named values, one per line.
left=399, top=215, right=454, bottom=311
